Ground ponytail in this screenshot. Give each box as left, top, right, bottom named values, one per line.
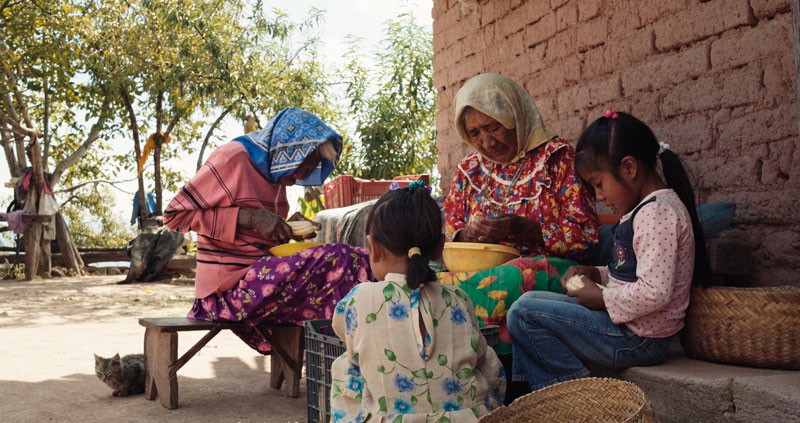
left=659, top=150, right=711, bottom=287
left=407, top=250, right=437, bottom=290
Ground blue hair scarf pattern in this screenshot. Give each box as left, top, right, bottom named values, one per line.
left=233, top=108, right=342, bottom=186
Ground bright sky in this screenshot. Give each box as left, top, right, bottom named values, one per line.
left=0, top=1, right=433, bottom=230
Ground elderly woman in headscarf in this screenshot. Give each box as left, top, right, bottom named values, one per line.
left=164, top=108, right=373, bottom=354
left=440, top=74, right=598, bottom=367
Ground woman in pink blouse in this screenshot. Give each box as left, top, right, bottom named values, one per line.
left=164, top=108, right=372, bottom=353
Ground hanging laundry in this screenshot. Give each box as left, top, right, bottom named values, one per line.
left=0, top=210, right=31, bottom=234
left=138, top=132, right=171, bottom=176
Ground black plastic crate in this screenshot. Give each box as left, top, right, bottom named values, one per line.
left=304, top=319, right=499, bottom=423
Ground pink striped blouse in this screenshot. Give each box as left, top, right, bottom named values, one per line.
left=164, top=142, right=289, bottom=298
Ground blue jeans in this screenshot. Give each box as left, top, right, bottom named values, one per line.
left=507, top=291, right=670, bottom=391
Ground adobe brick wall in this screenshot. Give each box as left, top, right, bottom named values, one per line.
left=433, top=0, right=799, bottom=286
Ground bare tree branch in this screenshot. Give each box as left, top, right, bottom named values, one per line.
left=48, top=94, right=112, bottom=189
left=1, top=54, right=31, bottom=168
left=163, top=112, right=180, bottom=139
left=0, top=59, right=34, bottom=130
left=0, top=108, right=37, bottom=136
left=0, top=122, right=17, bottom=175
left=54, top=177, right=138, bottom=195
left=197, top=105, right=232, bottom=171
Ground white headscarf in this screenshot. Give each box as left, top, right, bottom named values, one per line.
left=454, top=73, right=555, bottom=164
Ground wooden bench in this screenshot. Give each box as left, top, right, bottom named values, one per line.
left=138, top=317, right=305, bottom=410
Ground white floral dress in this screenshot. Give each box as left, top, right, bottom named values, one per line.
left=330, top=273, right=506, bottom=423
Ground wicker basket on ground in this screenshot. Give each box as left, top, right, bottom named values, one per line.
left=680, top=285, right=800, bottom=370
left=479, top=377, right=655, bottom=423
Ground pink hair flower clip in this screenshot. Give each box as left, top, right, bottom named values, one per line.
left=604, top=109, right=619, bottom=119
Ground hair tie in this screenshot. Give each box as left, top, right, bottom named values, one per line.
left=408, top=179, right=432, bottom=194
left=657, top=141, right=670, bottom=155
left=389, top=181, right=400, bottom=191
left=407, top=247, right=422, bottom=259
left=603, top=109, right=619, bottom=119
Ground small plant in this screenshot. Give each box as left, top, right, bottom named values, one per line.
left=0, top=259, right=25, bottom=280
left=298, top=187, right=325, bottom=220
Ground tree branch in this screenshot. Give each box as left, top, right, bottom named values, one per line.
left=0, top=57, right=34, bottom=130
left=42, top=69, right=49, bottom=171
left=54, top=177, right=138, bottom=195
left=163, top=114, right=180, bottom=139
left=121, top=87, right=148, bottom=225
left=1, top=53, right=33, bottom=169
left=48, top=94, right=112, bottom=188
left=0, top=123, right=17, bottom=176
left=0, top=108, right=37, bottom=137
left=197, top=105, right=232, bottom=171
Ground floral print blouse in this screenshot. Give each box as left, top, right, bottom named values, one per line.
left=443, top=139, right=598, bottom=262
left=331, top=273, right=506, bottom=423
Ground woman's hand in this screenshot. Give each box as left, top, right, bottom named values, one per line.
left=287, top=212, right=322, bottom=240
left=457, top=214, right=542, bottom=245
left=237, top=208, right=293, bottom=244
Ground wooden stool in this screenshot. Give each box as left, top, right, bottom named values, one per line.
left=138, top=317, right=305, bottom=409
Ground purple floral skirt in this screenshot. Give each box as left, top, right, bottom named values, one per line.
left=188, top=243, right=373, bottom=354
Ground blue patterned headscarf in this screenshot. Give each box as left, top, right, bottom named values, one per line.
left=233, top=108, right=342, bottom=186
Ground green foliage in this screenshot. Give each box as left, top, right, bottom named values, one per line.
left=60, top=186, right=136, bottom=247
left=2, top=1, right=438, bottom=245
left=0, top=260, right=25, bottom=281
left=298, top=196, right=324, bottom=220
left=338, top=13, right=437, bottom=182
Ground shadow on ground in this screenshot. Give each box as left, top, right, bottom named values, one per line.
left=0, top=355, right=306, bottom=423
left=0, top=276, right=194, bottom=328
left=0, top=275, right=308, bottom=422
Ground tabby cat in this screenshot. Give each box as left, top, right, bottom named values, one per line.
left=94, top=353, right=146, bottom=397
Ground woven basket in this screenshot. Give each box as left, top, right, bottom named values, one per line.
left=680, top=285, right=800, bottom=369
left=479, top=378, right=655, bottom=423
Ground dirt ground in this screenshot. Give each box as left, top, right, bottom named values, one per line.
left=0, top=275, right=308, bottom=422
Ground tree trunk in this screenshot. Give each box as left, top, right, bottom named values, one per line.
left=43, top=70, right=50, bottom=172
left=792, top=0, right=800, bottom=134
left=38, top=228, right=51, bottom=278
left=24, top=136, right=51, bottom=279
left=23, top=221, right=41, bottom=280
left=55, top=212, right=82, bottom=276
left=122, top=89, right=148, bottom=226
left=154, top=137, right=162, bottom=216
left=154, top=91, right=163, bottom=216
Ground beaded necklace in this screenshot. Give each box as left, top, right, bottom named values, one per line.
left=479, top=157, right=526, bottom=218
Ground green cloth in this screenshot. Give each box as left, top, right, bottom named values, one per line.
left=438, top=255, right=576, bottom=354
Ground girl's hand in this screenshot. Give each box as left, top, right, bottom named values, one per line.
left=287, top=212, right=321, bottom=240
left=238, top=208, right=293, bottom=244
left=566, top=280, right=606, bottom=310
left=560, top=265, right=601, bottom=293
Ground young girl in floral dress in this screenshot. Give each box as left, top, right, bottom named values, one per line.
left=330, top=181, right=506, bottom=423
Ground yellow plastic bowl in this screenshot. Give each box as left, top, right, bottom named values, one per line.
left=268, top=242, right=323, bottom=257
left=442, top=242, right=521, bottom=273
